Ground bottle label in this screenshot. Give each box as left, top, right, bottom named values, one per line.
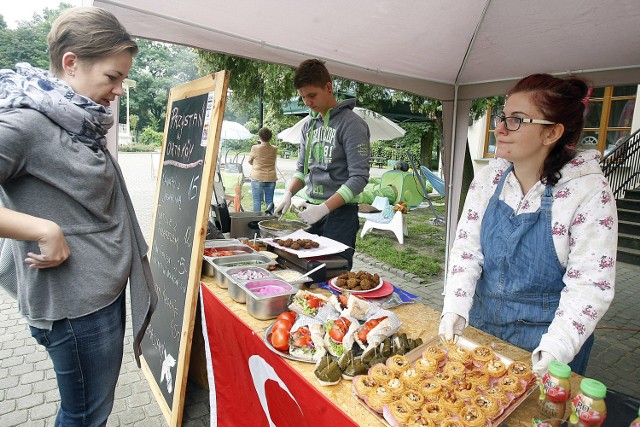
left=571, top=394, right=605, bottom=425
left=542, top=372, right=569, bottom=403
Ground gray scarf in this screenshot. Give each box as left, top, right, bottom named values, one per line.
left=0, top=63, right=112, bottom=151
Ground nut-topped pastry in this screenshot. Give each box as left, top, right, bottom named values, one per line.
left=443, top=360, right=466, bottom=379
left=401, top=389, right=425, bottom=411
left=499, top=374, right=526, bottom=399
left=421, top=402, right=447, bottom=424
left=471, top=345, right=495, bottom=368
left=407, top=413, right=436, bottom=427
left=438, top=386, right=465, bottom=416
left=473, top=394, right=502, bottom=419
left=369, top=364, right=394, bottom=384
left=353, top=375, right=378, bottom=399
left=366, top=385, right=395, bottom=413
left=465, top=369, right=491, bottom=389
left=387, top=354, right=411, bottom=376
left=419, top=378, right=442, bottom=402
left=445, top=344, right=473, bottom=367
left=440, top=420, right=465, bottom=427
left=422, top=345, right=446, bottom=365
left=507, top=361, right=533, bottom=383
left=415, top=356, right=439, bottom=376
left=486, top=358, right=507, bottom=379
left=399, top=367, right=422, bottom=388
left=387, top=399, right=413, bottom=425
left=385, top=377, right=405, bottom=399
left=484, top=386, right=511, bottom=407
left=458, top=404, right=487, bottom=426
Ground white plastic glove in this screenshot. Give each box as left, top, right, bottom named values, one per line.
left=274, top=190, right=292, bottom=215
left=532, top=350, right=556, bottom=377
left=438, top=312, right=466, bottom=342
left=298, top=201, right=330, bottom=225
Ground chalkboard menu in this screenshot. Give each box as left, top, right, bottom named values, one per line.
left=140, top=72, right=229, bottom=426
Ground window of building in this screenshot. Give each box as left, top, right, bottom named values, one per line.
left=579, top=85, right=637, bottom=155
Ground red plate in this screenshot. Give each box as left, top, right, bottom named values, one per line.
left=329, top=280, right=394, bottom=299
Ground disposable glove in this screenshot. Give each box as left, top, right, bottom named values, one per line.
left=298, top=201, right=330, bottom=225
left=438, top=312, right=465, bottom=342
left=532, top=350, right=556, bottom=377
left=274, top=190, right=292, bottom=215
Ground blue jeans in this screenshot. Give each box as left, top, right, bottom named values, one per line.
left=29, top=290, right=126, bottom=427
left=251, top=180, right=276, bottom=212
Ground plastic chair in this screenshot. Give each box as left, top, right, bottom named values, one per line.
left=359, top=196, right=408, bottom=244
left=361, top=210, right=408, bottom=244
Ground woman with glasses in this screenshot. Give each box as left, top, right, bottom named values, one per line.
left=438, top=74, right=617, bottom=376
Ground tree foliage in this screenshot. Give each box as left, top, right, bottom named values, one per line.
left=123, top=39, right=199, bottom=130
left=0, top=3, right=73, bottom=70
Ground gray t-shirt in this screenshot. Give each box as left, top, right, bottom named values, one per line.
left=0, top=108, right=134, bottom=325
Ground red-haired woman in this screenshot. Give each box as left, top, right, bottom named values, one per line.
left=439, top=74, right=617, bottom=376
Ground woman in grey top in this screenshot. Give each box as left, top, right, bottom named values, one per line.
left=0, top=7, right=156, bottom=426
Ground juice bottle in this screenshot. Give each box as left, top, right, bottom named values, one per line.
left=537, top=360, right=571, bottom=427
left=630, top=406, right=640, bottom=427
left=568, top=378, right=607, bottom=427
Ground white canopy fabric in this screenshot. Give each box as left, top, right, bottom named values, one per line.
left=278, top=107, right=406, bottom=144
left=95, top=0, right=640, bottom=268
left=220, top=120, right=252, bottom=140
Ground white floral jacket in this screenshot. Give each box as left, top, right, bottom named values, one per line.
left=442, top=149, right=617, bottom=364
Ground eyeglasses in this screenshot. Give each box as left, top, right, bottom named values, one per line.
left=491, top=114, right=556, bottom=131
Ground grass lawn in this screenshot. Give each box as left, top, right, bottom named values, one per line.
left=239, top=183, right=447, bottom=282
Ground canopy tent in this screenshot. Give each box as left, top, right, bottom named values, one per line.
left=95, top=0, right=640, bottom=271
left=278, top=107, right=406, bottom=144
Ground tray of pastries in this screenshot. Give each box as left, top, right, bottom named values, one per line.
left=352, top=335, right=536, bottom=426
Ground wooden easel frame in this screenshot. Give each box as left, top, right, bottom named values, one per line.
left=141, top=71, right=230, bottom=426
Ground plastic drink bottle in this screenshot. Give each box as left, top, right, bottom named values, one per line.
left=537, top=360, right=572, bottom=427
left=568, top=378, right=607, bottom=427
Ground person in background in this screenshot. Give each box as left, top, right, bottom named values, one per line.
left=274, top=58, right=370, bottom=268
left=0, top=7, right=156, bottom=425
left=438, top=74, right=616, bottom=376
left=248, top=127, right=278, bottom=212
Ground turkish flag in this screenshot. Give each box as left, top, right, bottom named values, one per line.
left=200, top=284, right=358, bottom=427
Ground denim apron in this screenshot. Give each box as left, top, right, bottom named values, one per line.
left=469, top=165, right=593, bottom=374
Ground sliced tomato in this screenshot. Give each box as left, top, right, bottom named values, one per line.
left=306, top=295, right=321, bottom=309
left=291, top=327, right=312, bottom=347
left=338, top=294, right=349, bottom=308
left=364, top=316, right=387, bottom=330
left=270, top=329, right=289, bottom=352
left=335, top=317, right=351, bottom=333
left=277, top=311, right=297, bottom=324
left=357, top=327, right=370, bottom=343
left=329, top=326, right=345, bottom=343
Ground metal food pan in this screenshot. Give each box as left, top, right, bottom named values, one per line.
left=243, top=279, right=298, bottom=320
left=203, top=244, right=255, bottom=258
left=203, top=253, right=277, bottom=289
left=204, top=238, right=242, bottom=248
left=221, top=267, right=275, bottom=303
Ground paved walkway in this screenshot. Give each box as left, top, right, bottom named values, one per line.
left=1, top=152, right=638, bottom=426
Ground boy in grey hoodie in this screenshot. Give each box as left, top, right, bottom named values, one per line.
left=275, top=59, right=371, bottom=267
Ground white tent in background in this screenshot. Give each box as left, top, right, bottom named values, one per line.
left=95, top=0, right=640, bottom=266
left=278, top=107, right=406, bottom=144
left=220, top=120, right=252, bottom=140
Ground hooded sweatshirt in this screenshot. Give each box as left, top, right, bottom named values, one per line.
left=442, top=150, right=617, bottom=365
left=292, top=98, right=370, bottom=203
